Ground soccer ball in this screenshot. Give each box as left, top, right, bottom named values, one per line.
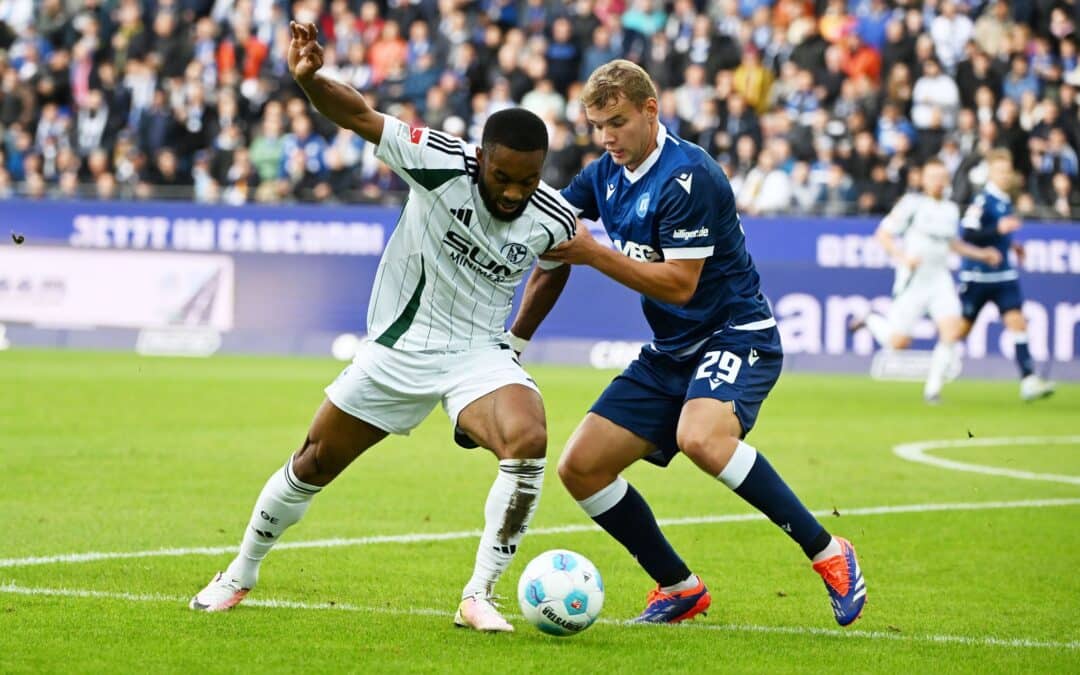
left=517, top=549, right=604, bottom=636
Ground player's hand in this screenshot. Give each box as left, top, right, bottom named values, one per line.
left=288, top=21, right=324, bottom=83
left=541, top=225, right=602, bottom=266
left=1012, top=242, right=1026, bottom=264
left=997, top=215, right=1022, bottom=234
left=900, top=254, right=921, bottom=270
left=981, top=247, right=1003, bottom=267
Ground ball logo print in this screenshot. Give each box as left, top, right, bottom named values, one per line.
left=517, top=549, right=604, bottom=636
left=501, top=242, right=529, bottom=265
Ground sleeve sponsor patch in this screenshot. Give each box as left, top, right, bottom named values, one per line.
left=672, top=227, right=709, bottom=240
left=410, top=127, right=424, bottom=144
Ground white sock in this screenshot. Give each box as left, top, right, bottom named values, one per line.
left=864, top=313, right=893, bottom=348
left=224, top=458, right=321, bottom=588
left=576, top=476, right=628, bottom=517
left=716, top=441, right=757, bottom=489
left=462, top=458, right=545, bottom=600
left=811, top=537, right=842, bottom=564
left=661, top=574, right=700, bottom=593
left=924, top=340, right=956, bottom=398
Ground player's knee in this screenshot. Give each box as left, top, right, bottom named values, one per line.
left=501, top=423, right=547, bottom=460
left=890, top=335, right=912, bottom=350
left=676, top=428, right=709, bottom=463
left=557, top=447, right=600, bottom=492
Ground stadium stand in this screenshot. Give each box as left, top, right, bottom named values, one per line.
left=0, top=0, right=1077, bottom=219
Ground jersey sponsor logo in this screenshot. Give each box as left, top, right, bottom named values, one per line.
left=675, top=172, right=693, bottom=194
left=450, top=207, right=473, bottom=227
left=410, top=127, right=424, bottom=144
left=673, top=227, right=709, bottom=240
left=606, top=183, right=616, bottom=200
left=635, top=193, right=650, bottom=217
left=748, top=348, right=759, bottom=366
left=443, top=229, right=513, bottom=281
left=610, top=238, right=661, bottom=262
left=500, top=242, right=529, bottom=265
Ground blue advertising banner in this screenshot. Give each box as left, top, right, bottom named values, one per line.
left=3, top=198, right=1078, bottom=377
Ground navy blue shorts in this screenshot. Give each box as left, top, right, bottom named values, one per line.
left=590, top=326, right=783, bottom=467
left=959, top=280, right=1023, bottom=322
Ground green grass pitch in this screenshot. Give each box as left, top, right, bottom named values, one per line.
left=1, top=350, right=1078, bottom=673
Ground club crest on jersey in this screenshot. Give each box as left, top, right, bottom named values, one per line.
left=636, top=193, right=650, bottom=218
left=501, top=242, right=529, bottom=265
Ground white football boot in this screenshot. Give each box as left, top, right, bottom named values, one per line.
left=453, top=593, right=513, bottom=632
left=1020, top=374, right=1055, bottom=402
left=189, top=572, right=251, bottom=611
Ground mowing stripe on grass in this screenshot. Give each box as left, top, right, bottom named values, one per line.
left=1, top=582, right=1076, bottom=651
left=2, top=497, right=1079, bottom=569
left=894, top=436, right=1080, bottom=485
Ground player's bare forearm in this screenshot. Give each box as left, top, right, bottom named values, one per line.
left=950, top=238, right=1002, bottom=266
left=509, top=264, right=571, bottom=339
left=541, top=223, right=702, bottom=305
left=288, top=21, right=383, bottom=144
left=296, top=73, right=384, bottom=144
left=588, top=245, right=703, bottom=306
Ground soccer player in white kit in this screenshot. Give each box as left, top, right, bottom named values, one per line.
left=190, top=22, right=576, bottom=632
left=852, top=159, right=1001, bottom=402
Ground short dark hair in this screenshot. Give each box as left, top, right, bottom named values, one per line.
left=481, top=108, right=548, bottom=154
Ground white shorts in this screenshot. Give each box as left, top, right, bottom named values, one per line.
left=324, top=340, right=540, bottom=435
left=888, top=268, right=961, bottom=335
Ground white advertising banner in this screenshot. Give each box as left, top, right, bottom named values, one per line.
left=0, top=247, right=234, bottom=330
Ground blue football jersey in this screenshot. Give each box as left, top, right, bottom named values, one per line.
left=960, top=182, right=1018, bottom=283
left=560, top=125, right=773, bottom=353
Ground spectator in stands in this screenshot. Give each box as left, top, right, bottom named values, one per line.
left=738, top=147, right=793, bottom=215
left=974, top=1, right=1014, bottom=57
left=911, top=58, right=959, bottom=160
left=930, top=0, right=973, bottom=73
left=732, top=44, right=773, bottom=114
left=1003, top=53, right=1041, bottom=102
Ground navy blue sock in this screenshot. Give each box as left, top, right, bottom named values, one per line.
left=583, top=479, right=691, bottom=586
left=1013, top=333, right=1034, bottom=377
left=719, top=442, right=831, bottom=560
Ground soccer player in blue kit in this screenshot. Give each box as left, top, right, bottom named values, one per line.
left=531, top=61, right=867, bottom=625
left=955, top=149, right=1055, bottom=401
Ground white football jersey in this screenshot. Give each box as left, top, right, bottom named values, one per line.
left=879, top=192, right=959, bottom=292
left=367, top=115, right=576, bottom=351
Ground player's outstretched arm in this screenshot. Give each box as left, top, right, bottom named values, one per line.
left=950, top=238, right=1003, bottom=266
left=288, top=21, right=384, bottom=144
left=509, top=264, right=571, bottom=342
left=542, top=226, right=703, bottom=306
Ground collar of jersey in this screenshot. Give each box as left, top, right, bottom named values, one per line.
left=985, top=180, right=1011, bottom=203
left=622, top=123, right=667, bottom=184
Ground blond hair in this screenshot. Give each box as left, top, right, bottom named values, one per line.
left=581, top=60, right=658, bottom=110
left=985, top=148, right=1013, bottom=166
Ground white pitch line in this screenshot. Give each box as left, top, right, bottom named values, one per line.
left=2, top=497, right=1079, bottom=569
left=1, top=582, right=1076, bottom=652
left=894, top=436, right=1080, bottom=485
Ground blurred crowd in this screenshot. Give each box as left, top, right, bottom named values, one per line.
left=1, top=0, right=1079, bottom=220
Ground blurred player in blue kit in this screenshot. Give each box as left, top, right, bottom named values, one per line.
left=514, top=61, right=867, bottom=626
left=956, top=149, right=1055, bottom=401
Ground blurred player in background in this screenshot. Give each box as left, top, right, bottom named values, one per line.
left=851, top=159, right=1002, bottom=403
left=530, top=60, right=866, bottom=627
left=190, top=22, right=577, bottom=633
left=955, top=149, right=1055, bottom=401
